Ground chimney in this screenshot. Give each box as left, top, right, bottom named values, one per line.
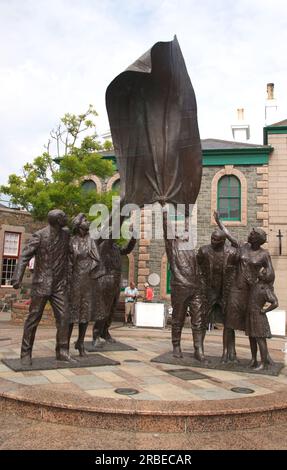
left=265, top=82, right=277, bottom=125
left=237, top=108, right=244, bottom=120
left=267, top=83, right=274, bottom=100
left=231, top=107, right=250, bottom=142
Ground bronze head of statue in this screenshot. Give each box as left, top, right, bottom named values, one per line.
left=71, top=213, right=90, bottom=235
left=211, top=229, right=226, bottom=249
left=248, top=228, right=267, bottom=248
left=48, top=209, right=68, bottom=228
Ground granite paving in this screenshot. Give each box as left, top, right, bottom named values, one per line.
left=0, top=322, right=286, bottom=402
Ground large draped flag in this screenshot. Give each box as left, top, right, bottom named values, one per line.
left=106, top=36, right=202, bottom=208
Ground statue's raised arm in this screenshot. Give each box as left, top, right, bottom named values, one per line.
left=213, top=211, right=239, bottom=248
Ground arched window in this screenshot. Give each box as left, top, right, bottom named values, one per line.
left=81, top=179, right=97, bottom=193
left=217, top=175, right=241, bottom=221
left=112, top=179, right=120, bottom=193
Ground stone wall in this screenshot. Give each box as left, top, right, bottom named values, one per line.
left=136, top=207, right=152, bottom=298
left=272, top=256, right=287, bottom=316
left=0, top=208, right=43, bottom=233
left=267, top=134, right=287, bottom=256
left=266, top=132, right=287, bottom=314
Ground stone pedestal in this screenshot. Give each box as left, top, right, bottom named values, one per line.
left=151, top=351, right=284, bottom=376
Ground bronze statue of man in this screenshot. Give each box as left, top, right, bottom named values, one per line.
left=163, top=208, right=207, bottom=361
left=197, top=229, right=237, bottom=333
left=12, top=209, right=74, bottom=365
left=92, top=224, right=137, bottom=346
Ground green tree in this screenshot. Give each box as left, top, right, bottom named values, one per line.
left=0, top=105, right=116, bottom=220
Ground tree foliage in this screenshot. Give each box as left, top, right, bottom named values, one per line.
left=1, top=106, right=116, bottom=220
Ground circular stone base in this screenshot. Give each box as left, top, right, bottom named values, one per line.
left=0, top=325, right=286, bottom=433
left=0, top=386, right=287, bottom=433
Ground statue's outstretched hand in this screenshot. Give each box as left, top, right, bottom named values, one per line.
left=129, top=223, right=138, bottom=239
left=12, top=280, right=21, bottom=290
left=214, top=211, right=220, bottom=225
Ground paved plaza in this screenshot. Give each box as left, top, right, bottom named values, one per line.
left=0, top=316, right=287, bottom=450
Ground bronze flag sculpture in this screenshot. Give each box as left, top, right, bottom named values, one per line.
left=106, top=35, right=202, bottom=208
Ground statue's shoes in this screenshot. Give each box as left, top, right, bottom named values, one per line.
left=104, top=337, right=116, bottom=344
left=56, top=352, right=78, bottom=363
left=92, top=339, right=105, bottom=348
left=21, top=356, right=32, bottom=366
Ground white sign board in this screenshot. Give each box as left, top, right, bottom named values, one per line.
left=267, top=309, right=286, bottom=336
left=135, top=302, right=165, bottom=328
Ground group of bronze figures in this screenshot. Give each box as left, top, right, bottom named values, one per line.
left=12, top=209, right=136, bottom=365
left=165, top=209, right=278, bottom=371
left=12, top=206, right=278, bottom=371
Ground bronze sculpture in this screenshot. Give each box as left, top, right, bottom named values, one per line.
left=246, top=272, right=278, bottom=369
left=68, top=213, right=99, bottom=357
left=12, top=209, right=74, bottom=365
left=214, top=211, right=278, bottom=369
left=197, top=230, right=237, bottom=331
left=163, top=209, right=207, bottom=361
left=92, top=225, right=137, bottom=346
left=106, top=36, right=202, bottom=208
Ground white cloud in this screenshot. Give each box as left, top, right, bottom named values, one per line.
left=0, top=0, right=287, bottom=184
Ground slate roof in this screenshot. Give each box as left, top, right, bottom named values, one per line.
left=101, top=139, right=269, bottom=155
left=269, top=119, right=287, bottom=127
left=201, top=138, right=269, bottom=150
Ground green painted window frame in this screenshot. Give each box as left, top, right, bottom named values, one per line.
left=166, top=263, right=171, bottom=294
left=217, top=175, right=241, bottom=221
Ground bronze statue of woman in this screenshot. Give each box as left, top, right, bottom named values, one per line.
left=68, top=213, right=99, bottom=356
left=214, top=211, right=278, bottom=370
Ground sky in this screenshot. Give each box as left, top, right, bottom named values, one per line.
left=0, top=0, right=287, bottom=186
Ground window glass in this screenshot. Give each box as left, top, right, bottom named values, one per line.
left=2, top=232, right=21, bottom=286
left=81, top=180, right=97, bottom=192
left=217, top=176, right=241, bottom=221
left=3, top=232, right=20, bottom=257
